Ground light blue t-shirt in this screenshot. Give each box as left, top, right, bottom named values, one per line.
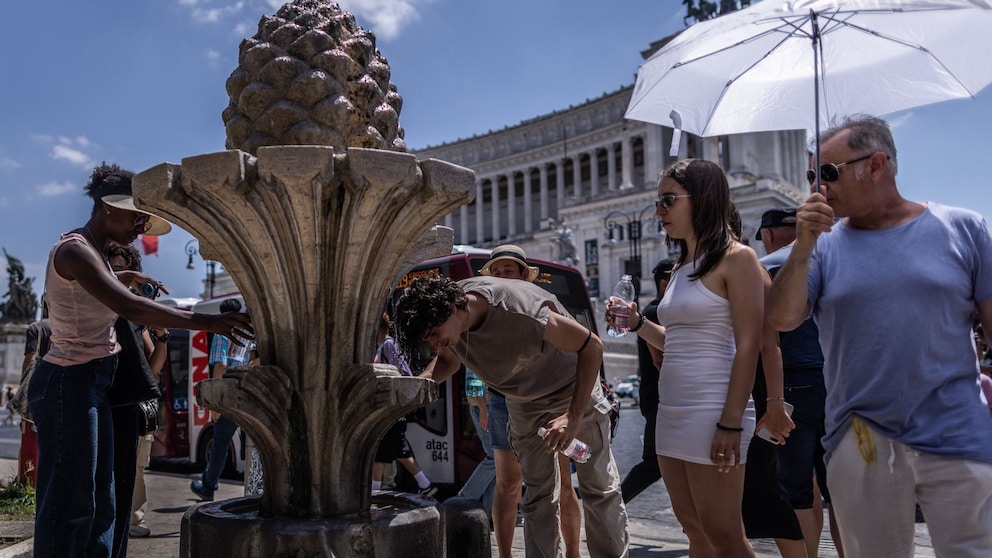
left=809, top=203, right=992, bottom=463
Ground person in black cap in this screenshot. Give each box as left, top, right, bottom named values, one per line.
left=755, top=208, right=799, bottom=252
left=29, top=163, right=252, bottom=557
left=758, top=207, right=838, bottom=558
left=620, top=258, right=674, bottom=503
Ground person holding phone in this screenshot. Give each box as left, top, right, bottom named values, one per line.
left=29, top=163, right=252, bottom=557
left=757, top=208, right=839, bottom=557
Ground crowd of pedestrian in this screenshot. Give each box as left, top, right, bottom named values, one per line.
left=406, top=115, right=992, bottom=557
left=12, top=113, right=992, bottom=558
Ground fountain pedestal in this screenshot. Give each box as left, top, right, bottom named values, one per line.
left=132, top=2, right=487, bottom=555
left=180, top=493, right=445, bottom=557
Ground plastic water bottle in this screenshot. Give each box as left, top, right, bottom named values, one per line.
left=606, top=274, right=635, bottom=338
left=537, top=427, right=591, bottom=464
left=465, top=371, right=487, bottom=398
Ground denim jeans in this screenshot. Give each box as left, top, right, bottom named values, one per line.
left=457, top=405, right=496, bottom=514
left=111, top=404, right=139, bottom=558
left=202, top=416, right=238, bottom=491
left=29, top=356, right=117, bottom=558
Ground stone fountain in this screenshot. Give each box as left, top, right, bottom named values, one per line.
left=132, top=1, right=483, bottom=555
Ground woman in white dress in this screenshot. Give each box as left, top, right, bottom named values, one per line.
left=608, top=159, right=777, bottom=557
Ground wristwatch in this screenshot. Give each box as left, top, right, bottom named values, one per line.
left=151, top=330, right=170, bottom=344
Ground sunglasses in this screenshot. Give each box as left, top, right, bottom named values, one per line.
left=132, top=212, right=152, bottom=233
left=806, top=153, right=873, bottom=185
left=655, top=194, right=692, bottom=210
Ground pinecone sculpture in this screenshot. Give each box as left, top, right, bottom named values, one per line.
left=222, top=0, right=406, bottom=154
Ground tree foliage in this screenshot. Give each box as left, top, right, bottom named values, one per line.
left=683, top=0, right=751, bottom=26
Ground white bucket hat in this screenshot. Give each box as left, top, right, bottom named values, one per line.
left=101, top=194, right=172, bottom=236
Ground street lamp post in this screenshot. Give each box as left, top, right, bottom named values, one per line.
left=185, top=240, right=216, bottom=299
left=603, top=204, right=657, bottom=307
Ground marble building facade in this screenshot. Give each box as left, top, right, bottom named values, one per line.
left=413, top=84, right=809, bottom=306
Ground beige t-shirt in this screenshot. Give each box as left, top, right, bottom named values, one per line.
left=451, top=276, right=606, bottom=409
left=43, top=233, right=120, bottom=367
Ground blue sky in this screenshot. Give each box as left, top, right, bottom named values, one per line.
left=2, top=0, right=991, bottom=301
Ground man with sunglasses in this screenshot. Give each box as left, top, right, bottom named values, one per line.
left=767, top=115, right=992, bottom=557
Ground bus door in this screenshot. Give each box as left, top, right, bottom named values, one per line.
left=151, top=329, right=191, bottom=459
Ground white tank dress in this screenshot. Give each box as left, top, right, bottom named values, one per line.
left=654, top=259, right=755, bottom=465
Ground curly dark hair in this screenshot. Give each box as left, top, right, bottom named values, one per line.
left=105, top=241, right=142, bottom=272
left=84, top=162, right=134, bottom=213
left=393, top=274, right=468, bottom=356
left=662, top=159, right=734, bottom=280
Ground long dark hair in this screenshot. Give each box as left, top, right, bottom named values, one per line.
left=662, top=159, right=733, bottom=280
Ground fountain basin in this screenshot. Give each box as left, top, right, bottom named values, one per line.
left=181, top=492, right=443, bottom=557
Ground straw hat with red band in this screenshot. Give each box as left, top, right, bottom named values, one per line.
left=101, top=194, right=172, bottom=236
left=480, top=244, right=540, bottom=283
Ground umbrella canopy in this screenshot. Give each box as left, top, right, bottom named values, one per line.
left=626, top=0, right=992, bottom=139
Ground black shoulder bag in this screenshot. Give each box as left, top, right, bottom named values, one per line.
left=109, top=318, right=163, bottom=435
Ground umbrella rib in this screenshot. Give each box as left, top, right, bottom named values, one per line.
left=817, top=10, right=979, bottom=98
left=628, top=24, right=797, bottom=118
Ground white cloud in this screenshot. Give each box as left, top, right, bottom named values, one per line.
left=76, top=136, right=91, bottom=147
left=206, top=49, right=223, bottom=65
left=0, top=157, right=20, bottom=170
left=233, top=20, right=252, bottom=36
left=36, top=181, right=77, bottom=198
left=190, top=1, right=245, bottom=24
left=888, top=112, right=913, bottom=130
left=339, top=0, right=424, bottom=41
left=52, top=145, right=94, bottom=169
left=184, top=0, right=427, bottom=41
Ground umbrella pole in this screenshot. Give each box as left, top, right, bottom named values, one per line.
left=811, top=9, right=821, bottom=195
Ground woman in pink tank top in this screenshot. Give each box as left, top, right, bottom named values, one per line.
left=29, top=163, right=253, bottom=558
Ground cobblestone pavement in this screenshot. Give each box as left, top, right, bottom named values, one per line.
left=0, top=402, right=937, bottom=557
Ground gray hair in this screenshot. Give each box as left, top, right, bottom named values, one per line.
left=819, top=115, right=898, bottom=176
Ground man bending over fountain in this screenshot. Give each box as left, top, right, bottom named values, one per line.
left=394, top=274, right=629, bottom=558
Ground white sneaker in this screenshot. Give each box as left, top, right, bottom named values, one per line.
left=129, top=524, right=151, bottom=538
left=418, top=484, right=438, bottom=499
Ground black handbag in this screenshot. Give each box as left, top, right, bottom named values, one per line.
left=108, top=318, right=162, bottom=407
left=137, top=399, right=159, bottom=436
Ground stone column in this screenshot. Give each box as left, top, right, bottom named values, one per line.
left=620, top=135, right=634, bottom=189
left=643, top=125, right=664, bottom=188
left=490, top=178, right=500, bottom=242
left=506, top=172, right=517, bottom=237
left=539, top=165, right=550, bottom=222
left=459, top=205, right=469, bottom=245
left=572, top=156, right=582, bottom=199
left=555, top=160, right=565, bottom=210
left=523, top=169, right=534, bottom=233
left=475, top=181, right=485, bottom=245
left=607, top=142, right=618, bottom=191
left=589, top=149, right=600, bottom=197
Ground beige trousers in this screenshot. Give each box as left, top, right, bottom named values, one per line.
left=130, top=434, right=152, bottom=526
left=506, top=389, right=629, bottom=558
